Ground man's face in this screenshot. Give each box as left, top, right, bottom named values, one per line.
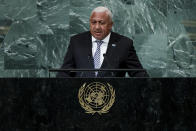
left=90, top=11, right=113, bottom=40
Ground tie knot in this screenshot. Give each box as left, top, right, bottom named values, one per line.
left=95, top=40, right=103, bottom=47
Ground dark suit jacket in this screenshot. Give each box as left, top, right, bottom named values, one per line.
left=57, top=31, right=148, bottom=77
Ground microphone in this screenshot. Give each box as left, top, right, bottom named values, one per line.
left=103, top=53, right=115, bottom=77
left=88, top=53, right=92, bottom=60
left=103, top=53, right=106, bottom=58
left=88, top=53, right=94, bottom=66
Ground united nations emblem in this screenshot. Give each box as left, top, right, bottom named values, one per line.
left=78, top=82, right=115, bottom=115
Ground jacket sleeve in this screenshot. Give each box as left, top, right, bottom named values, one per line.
left=56, top=37, right=76, bottom=77
left=126, top=39, right=149, bottom=77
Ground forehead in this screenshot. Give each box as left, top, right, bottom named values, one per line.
left=90, top=12, right=109, bottom=21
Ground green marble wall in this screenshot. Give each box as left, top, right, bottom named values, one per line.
left=0, top=0, right=196, bottom=77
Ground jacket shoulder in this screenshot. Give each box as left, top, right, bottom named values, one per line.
left=70, top=31, right=90, bottom=40
left=111, top=32, right=133, bottom=42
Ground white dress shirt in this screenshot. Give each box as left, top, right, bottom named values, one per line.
left=92, top=33, right=111, bottom=67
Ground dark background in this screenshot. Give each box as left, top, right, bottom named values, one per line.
left=0, top=78, right=196, bottom=130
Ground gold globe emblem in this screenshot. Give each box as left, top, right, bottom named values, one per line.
left=78, top=82, right=115, bottom=115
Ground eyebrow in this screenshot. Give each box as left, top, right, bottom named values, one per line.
left=90, top=19, right=104, bottom=21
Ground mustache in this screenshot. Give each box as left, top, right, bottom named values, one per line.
left=93, top=30, right=102, bottom=33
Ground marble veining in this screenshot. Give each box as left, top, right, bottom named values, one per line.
left=0, top=0, right=195, bottom=77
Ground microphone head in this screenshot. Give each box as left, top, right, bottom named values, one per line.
left=88, top=53, right=92, bottom=59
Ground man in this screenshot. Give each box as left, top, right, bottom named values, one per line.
left=57, top=6, right=148, bottom=77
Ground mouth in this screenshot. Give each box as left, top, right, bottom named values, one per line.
left=94, top=32, right=102, bottom=35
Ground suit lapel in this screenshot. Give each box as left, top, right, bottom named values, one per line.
left=101, top=32, right=118, bottom=69
left=85, top=32, right=94, bottom=69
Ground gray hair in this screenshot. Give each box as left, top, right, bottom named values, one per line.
left=91, top=6, right=113, bottom=21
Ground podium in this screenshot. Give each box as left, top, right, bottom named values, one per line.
left=49, top=68, right=149, bottom=77
left=0, top=78, right=195, bottom=130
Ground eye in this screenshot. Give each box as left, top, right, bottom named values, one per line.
left=91, top=21, right=96, bottom=24
left=100, top=21, right=105, bottom=25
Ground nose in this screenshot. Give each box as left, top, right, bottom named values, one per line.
left=95, top=23, right=101, bottom=29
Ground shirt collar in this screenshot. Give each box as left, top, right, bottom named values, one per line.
left=92, top=33, right=111, bottom=43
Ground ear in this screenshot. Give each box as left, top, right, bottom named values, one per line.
left=109, top=21, right=113, bottom=29
left=110, top=21, right=113, bottom=26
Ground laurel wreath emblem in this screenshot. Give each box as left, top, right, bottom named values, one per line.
left=78, top=82, right=115, bottom=115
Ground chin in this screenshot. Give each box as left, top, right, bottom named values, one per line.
left=94, top=36, right=103, bottom=40
left=96, top=37, right=102, bottom=40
